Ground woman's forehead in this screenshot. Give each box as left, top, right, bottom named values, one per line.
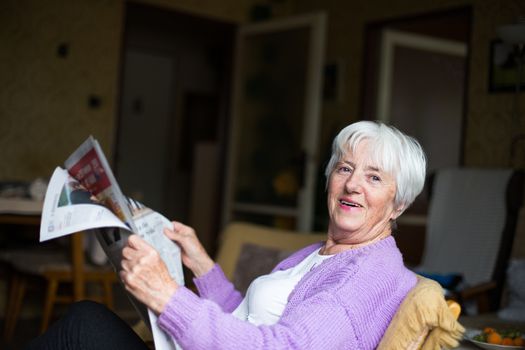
left=343, top=142, right=381, bottom=166
left=342, top=143, right=399, bottom=177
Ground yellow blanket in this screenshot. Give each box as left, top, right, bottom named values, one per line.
left=377, top=276, right=465, bottom=350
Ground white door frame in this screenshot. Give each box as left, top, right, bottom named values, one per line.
left=376, top=29, right=467, bottom=122
left=222, top=13, right=326, bottom=231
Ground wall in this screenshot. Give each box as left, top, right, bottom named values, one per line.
left=293, top=0, right=525, bottom=169
left=136, top=0, right=252, bottom=22
left=0, top=0, right=253, bottom=181
left=0, top=0, right=124, bottom=180
left=2, top=0, right=524, bottom=182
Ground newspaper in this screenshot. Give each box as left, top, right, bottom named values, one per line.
left=40, top=136, right=184, bottom=350
left=64, top=136, right=137, bottom=232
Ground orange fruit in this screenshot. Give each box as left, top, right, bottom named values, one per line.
left=486, top=332, right=502, bottom=344
left=502, top=337, right=514, bottom=345
left=483, top=327, right=495, bottom=334
left=514, top=337, right=524, bottom=346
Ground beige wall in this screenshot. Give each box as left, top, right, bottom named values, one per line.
left=1, top=0, right=524, bottom=182
left=293, top=0, right=525, bottom=168
left=0, top=0, right=253, bottom=181
left=0, top=0, right=124, bottom=180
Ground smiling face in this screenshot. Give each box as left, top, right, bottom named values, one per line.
left=326, top=140, right=400, bottom=248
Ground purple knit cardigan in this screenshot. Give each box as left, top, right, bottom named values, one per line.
left=158, top=236, right=416, bottom=349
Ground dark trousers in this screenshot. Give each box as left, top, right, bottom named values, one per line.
left=25, top=300, right=150, bottom=350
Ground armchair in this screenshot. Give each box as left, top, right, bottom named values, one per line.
left=133, top=222, right=464, bottom=348
left=219, top=222, right=464, bottom=349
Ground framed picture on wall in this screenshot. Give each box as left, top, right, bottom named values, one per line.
left=488, top=39, right=525, bottom=92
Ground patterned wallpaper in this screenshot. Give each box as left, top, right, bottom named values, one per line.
left=0, top=0, right=124, bottom=181
left=465, top=0, right=525, bottom=168
left=295, top=0, right=525, bottom=169
left=0, top=0, right=253, bottom=182
left=1, top=0, right=524, bottom=183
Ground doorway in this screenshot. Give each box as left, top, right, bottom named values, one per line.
left=376, top=29, right=467, bottom=172
left=222, top=13, right=326, bottom=232
left=360, top=7, right=472, bottom=265
left=115, top=3, right=234, bottom=254
left=362, top=6, right=471, bottom=203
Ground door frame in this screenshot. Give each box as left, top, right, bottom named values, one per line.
left=376, top=29, right=467, bottom=122
left=222, top=12, right=326, bottom=231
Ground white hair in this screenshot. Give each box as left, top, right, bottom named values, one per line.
left=325, top=120, right=427, bottom=212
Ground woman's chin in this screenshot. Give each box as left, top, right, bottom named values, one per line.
left=328, top=225, right=364, bottom=241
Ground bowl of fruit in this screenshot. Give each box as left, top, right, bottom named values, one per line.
left=465, top=328, right=524, bottom=349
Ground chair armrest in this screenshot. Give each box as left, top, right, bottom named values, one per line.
left=460, top=281, right=498, bottom=299
left=456, top=281, right=498, bottom=313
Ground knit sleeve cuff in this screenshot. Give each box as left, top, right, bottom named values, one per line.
left=158, top=286, right=202, bottom=340
left=193, top=263, right=228, bottom=297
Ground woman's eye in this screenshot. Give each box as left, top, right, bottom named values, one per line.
left=370, top=175, right=381, bottom=182
left=338, top=166, right=351, bottom=173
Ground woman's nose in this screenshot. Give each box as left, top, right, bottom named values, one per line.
left=344, top=173, right=362, bottom=193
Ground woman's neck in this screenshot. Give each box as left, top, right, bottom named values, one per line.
left=320, top=229, right=391, bottom=255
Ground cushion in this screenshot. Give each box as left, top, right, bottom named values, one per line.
left=233, top=243, right=292, bottom=294
left=215, top=222, right=325, bottom=280
left=377, top=276, right=465, bottom=350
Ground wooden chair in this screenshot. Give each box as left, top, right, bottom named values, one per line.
left=418, top=168, right=524, bottom=313
left=2, top=231, right=117, bottom=341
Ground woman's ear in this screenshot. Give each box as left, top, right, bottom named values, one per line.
left=391, top=204, right=406, bottom=220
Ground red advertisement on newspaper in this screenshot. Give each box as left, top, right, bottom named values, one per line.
left=67, top=148, right=111, bottom=195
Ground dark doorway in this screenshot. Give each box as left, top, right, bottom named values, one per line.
left=115, top=3, right=235, bottom=255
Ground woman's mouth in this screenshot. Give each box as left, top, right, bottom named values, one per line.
left=339, top=199, right=362, bottom=208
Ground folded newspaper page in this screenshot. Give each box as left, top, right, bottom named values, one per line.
left=40, top=136, right=185, bottom=350
left=64, top=136, right=137, bottom=233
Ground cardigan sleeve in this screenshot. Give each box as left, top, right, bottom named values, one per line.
left=192, top=263, right=243, bottom=313
left=157, top=287, right=356, bottom=350
left=159, top=237, right=414, bottom=349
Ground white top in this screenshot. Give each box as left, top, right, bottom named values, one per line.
left=232, top=247, right=333, bottom=325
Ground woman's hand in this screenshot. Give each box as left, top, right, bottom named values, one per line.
left=120, top=235, right=178, bottom=314
left=164, top=221, right=214, bottom=277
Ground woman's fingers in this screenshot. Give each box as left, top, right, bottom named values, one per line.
left=163, top=227, right=178, bottom=241
left=122, top=236, right=147, bottom=262
left=171, top=220, right=188, bottom=232
left=163, top=221, right=214, bottom=277
left=127, top=234, right=151, bottom=250
left=164, top=221, right=195, bottom=241
left=119, top=234, right=179, bottom=314
left=121, top=235, right=158, bottom=274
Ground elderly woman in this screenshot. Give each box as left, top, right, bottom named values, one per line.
left=27, top=120, right=426, bottom=350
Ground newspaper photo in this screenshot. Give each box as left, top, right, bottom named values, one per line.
left=64, top=136, right=137, bottom=232
left=40, top=136, right=185, bottom=350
